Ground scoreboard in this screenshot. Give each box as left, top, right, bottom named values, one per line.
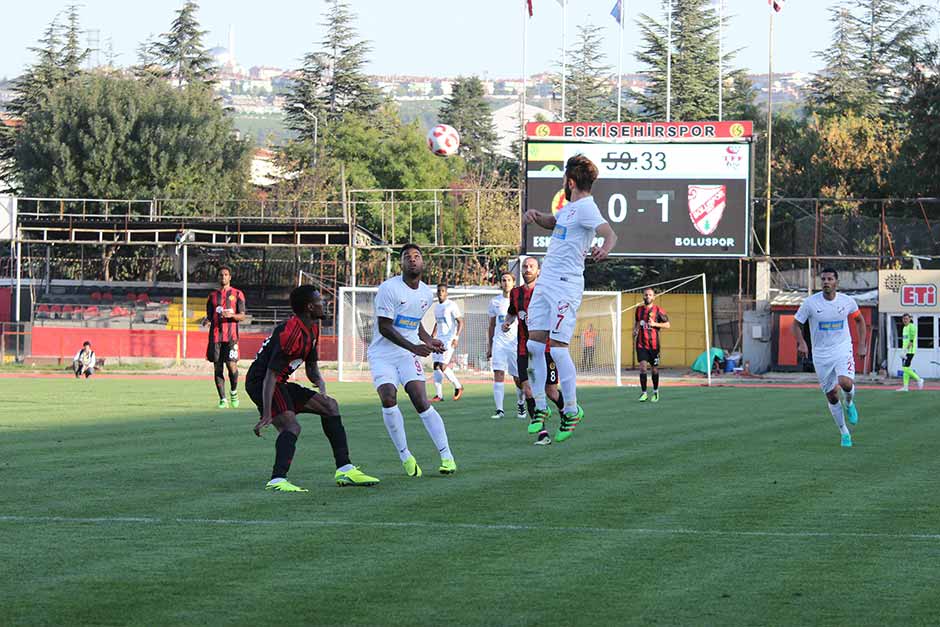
left=524, top=121, right=753, bottom=258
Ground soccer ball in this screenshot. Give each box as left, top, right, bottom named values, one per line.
left=427, top=124, right=460, bottom=157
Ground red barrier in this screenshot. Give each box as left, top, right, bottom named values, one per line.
left=30, top=326, right=338, bottom=361
left=0, top=287, right=11, bottom=322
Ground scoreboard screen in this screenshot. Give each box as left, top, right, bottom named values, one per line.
left=524, top=136, right=752, bottom=258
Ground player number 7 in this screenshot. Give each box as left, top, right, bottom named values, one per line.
left=555, top=313, right=565, bottom=331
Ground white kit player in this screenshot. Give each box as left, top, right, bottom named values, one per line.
left=430, top=284, right=464, bottom=402
left=791, top=268, right=868, bottom=448
left=367, top=243, right=457, bottom=476
left=523, top=154, right=618, bottom=443
left=486, top=271, right=526, bottom=420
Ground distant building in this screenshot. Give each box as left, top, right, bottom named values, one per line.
left=491, top=102, right=556, bottom=159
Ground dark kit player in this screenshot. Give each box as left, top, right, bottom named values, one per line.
left=634, top=287, right=670, bottom=403
left=203, top=266, right=246, bottom=408
left=246, top=285, right=379, bottom=492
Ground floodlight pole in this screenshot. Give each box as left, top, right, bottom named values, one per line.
left=182, top=243, right=188, bottom=359
left=338, top=286, right=345, bottom=383
left=702, top=273, right=711, bottom=387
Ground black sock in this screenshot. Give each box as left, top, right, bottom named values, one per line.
left=552, top=391, right=565, bottom=411
left=229, top=367, right=239, bottom=392
left=214, top=365, right=226, bottom=399
left=526, top=397, right=537, bottom=419
left=320, top=415, right=351, bottom=469
left=640, top=372, right=648, bottom=391
left=652, top=371, right=659, bottom=390
left=272, top=431, right=298, bottom=480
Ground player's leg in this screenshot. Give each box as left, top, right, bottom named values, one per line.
left=517, top=353, right=538, bottom=421
left=546, top=294, right=583, bottom=442
left=504, top=350, right=526, bottom=419
left=225, top=343, right=240, bottom=407
left=650, top=350, right=661, bottom=402
left=298, top=391, right=379, bottom=486
left=262, top=381, right=308, bottom=491
left=491, top=368, right=506, bottom=419
left=818, top=362, right=852, bottom=447
left=545, top=354, right=566, bottom=413
left=441, top=353, right=463, bottom=400
left=835, top=353, right=858, bottom=425
left=73, top=360, right=82, bottom=378
left=374, top=373, right=420, bottom=477
left=431, top=360, right=445, bottom=401
left=402, top=360, right=456, bottom=474
left=906, top=353, right=924, bottom=389
left=84, top=366, right=94, bottom=379
left=213, top=361, right=227, bottom=407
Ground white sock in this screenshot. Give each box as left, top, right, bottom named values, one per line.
left=527, top=340, right=548, bottom=410
left=843, top=385, right=855, bottom=405
left=550, top=346, right=578, bottom=414
left=828, top=400, right=849, bottom=435
left=444, top=367, right=461, bottom=389
left=381, top=405, right=412, bottom=461
left=516, top=387, right=525, bottom=404
left=493, top=381, right=505, bottom=410
left=433, top=369, right=443, bottom=398
left=419, top=406, right=453, bottom=460
left=337, top=463, right=354, bottom=472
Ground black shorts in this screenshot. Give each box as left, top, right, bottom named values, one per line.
left=636, top=347, right=661, bottom=367
left=246, top=378, right=318, bottom=417
left=516, top=352, right=558, bottom=385
left=903, top=353, right=915, bottom=368
left=207, top=341, right=239, bottom=364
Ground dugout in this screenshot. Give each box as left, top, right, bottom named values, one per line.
left=878, top=270, right=940, bottom=379
left=770, top=291, right=876, bottom=374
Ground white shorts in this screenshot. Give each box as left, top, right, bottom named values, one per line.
left=368, top=349, right=426, bottom=389
left=432, top=345, right=455, bottom=366
left=491, top=343, right=518, bottom=377
left=813, top=352, right=855, bottom=393
left=527, top=278, right=583, bottom=345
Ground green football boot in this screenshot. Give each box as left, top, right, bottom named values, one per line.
left=651, top=391, right=660, bottom=403
left=527, top=409, right=549, bottom=434
left=265, top=479, right=308, bottom=492
left=335, top=466, right=380, bottom=486
left=402, top=455, right=422, bottom=477
left=217, top=397, right=229, bottom=409
left=439, top=458, right=457, bottom=474
left=229, top=391, right=240, bottom=409
left=554, top=405, right=584, bottom=443
left=638, top=392, right=648, bottom=402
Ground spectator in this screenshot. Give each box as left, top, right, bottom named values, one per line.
left=581, top=324, right=597, bottom=371
left=73, top=341, right=97, bottom=379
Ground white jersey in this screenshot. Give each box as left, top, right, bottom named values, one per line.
left=541, top=195, right=607, bottom=282
left=433, top=300, right=462, bottom=342
left=488, top=294, right=516, bottom=350
left=368, top=275, right=434, bottom=358
left=794, top=292, right=859, bottom=360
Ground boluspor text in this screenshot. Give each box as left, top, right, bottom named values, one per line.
left=675, top=237, right=735, bottom=248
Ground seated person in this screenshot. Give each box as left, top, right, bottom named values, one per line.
left=73, top=341, right=97, bottom=379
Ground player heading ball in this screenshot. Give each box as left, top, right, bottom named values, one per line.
left=523, top=154, right=618, bottom=442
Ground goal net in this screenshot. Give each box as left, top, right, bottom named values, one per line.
left=337, top=286, right=622, bottom=384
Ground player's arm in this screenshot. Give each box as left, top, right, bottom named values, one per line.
left=453, top=315, right=464, bottom=348
left=633, top=309, right=640, bottom=339
left=226, top=292, right=247, bottom=322
left=524, top=209, right=557, bottom=229
left=503, top=295, right=517, bottom=332
left=378, top=317, right=434, bottom=356
left=487, top=316, right=496, bottom=359
left=590, top=223, right=618, bottom=262
left=419, top=323, right=445, bottom=353
left=852, top=311, right=867, bottom=357
left=255, top=367, right=279, bottom=436
left=652, top=311, right=670, bottom=330
left=305, top=346, right=326, bottom=395
left=201, top=296, right=211, bottom=326
left=792, top=318, right=809, bottom=358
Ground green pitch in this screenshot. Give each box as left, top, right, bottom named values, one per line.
left=1, top=378, right=938, bottom=625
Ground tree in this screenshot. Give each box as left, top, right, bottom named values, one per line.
left=635, top=0, right=745, bottom=121
left=60, top=5, right=88, bottom=78
left=284, top=0, right=383, bottom=144
left=13, top=75, right=250, bottom=200
left=557, top=24, right=614, bottom=122
left=151, top=1, right=217, bottom=88
left=892, top=56, right=940, bottom=196
left=808, top=6, right=874, bottom=118
left=438, top=76, right=498, bottom=168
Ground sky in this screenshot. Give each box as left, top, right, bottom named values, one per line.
left=0, top=0, right=877, bottom=81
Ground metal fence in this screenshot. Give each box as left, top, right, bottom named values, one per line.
left=0, top=322, right=30, bottom=363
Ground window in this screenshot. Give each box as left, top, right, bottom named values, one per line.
left=917, top=316, right=935, bottom=349
left=892, top=316, right=906, bottom=349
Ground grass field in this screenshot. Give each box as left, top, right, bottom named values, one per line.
left=1, top=377, right=938, bottom=625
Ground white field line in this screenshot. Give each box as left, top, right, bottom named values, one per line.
left=2, top=515, right=940, bottom=541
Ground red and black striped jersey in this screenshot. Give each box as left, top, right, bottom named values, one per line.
left=246, top=316, right=319, bottom=385
left=635, top=304, right=668, bottom=350
left=206, top=287, right=246, bottom=343
left=508, top=284, right=553, bottom=357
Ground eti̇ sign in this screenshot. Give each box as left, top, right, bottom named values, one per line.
left=879, top=270, right=940, bottom=313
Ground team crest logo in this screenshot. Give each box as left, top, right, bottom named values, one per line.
left=535, top=123, right=551, bottom=137
left=729, top=123, right=745, bottom=137
left=557, top=302, right=570, bottom=314
left=550, top=189, right=568, bottom=215
left=724, top=145, right=743, bottom=170
left=687, top=185, right=727, bottom=236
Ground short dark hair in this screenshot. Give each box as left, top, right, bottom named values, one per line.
left=820, top=267, right=838, bottom=279
left=500, top=270, right=514, bottom=280
left=400, top=243, right=421, bottom=258
left=290, top=285, right=320, bottom=315
left=83, top=341, right=91, bottom=347
left=219, top=265, right=232, bottom=275
left=902, top=312, right=912, bottom=319
left=565, top=154, right=599, bottom=192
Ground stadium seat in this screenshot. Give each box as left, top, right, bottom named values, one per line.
left=37, top=304, right=50, bottom=318
left=101, top=292, right=113, bottom=302
left=84, top=305, right=99, bottom=318
left=90, top=291, right=102, bottom=302
left=50, top=304, right=62, bottom=318
left=136, top=293, right=150, bottom=304
left=125, top=292, right=137, bottom=303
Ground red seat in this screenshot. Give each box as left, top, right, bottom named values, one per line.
left=125, top=292, right=137, bottom=302
left=84, top=305, right=99, bottom=317
left=50, top=305, right=62, bottom=317
left=136, top=293, right=150, bottom=304
left=101, top=292, right=113, bottom=302
left=90, top=291, right=102, bottom=302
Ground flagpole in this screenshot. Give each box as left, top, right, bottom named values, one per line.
left=718, top=0, right=723, bottom=121
left=561, top=0, right=567, bottom=121
left=666, top=0, right=672, bottom=122
left=617, top=1, right=624, bottom=122
left=765, top=4, right=773, bottom=257
left=521, top=0, right=528, bottom=165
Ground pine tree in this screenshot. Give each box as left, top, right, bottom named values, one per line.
left=558, top=24, right=614, bottom=122
left=808, top=6, right=874, bottom=117
left=635, top=0, right=744, bottom=121
left=152, top=1, right=217, bottom=88
left=439, top=77, right=498, bottom=165
left=60, top=4, right=88, bottom=78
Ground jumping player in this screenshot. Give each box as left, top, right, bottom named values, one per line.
left=430, top=284, right=464, bottom=402
left=367, top=244, right=457, bottom=476
left=523, top=154, right=618, bottom=442
left=503, top=256, right=568, bottom=445
left=247, top=285, right=379, bottom=492
left=486, top=271, right=526, bottom=419
left=634, top=287, right=670, bottom=402
left=202, top=266, right=246, bottom=408
left=792, top=268, right=868, bottom=448
left=897, top=313, right=924, bottom=391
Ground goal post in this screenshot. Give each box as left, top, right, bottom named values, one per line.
left=337, top=286, right=623, bottom=384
